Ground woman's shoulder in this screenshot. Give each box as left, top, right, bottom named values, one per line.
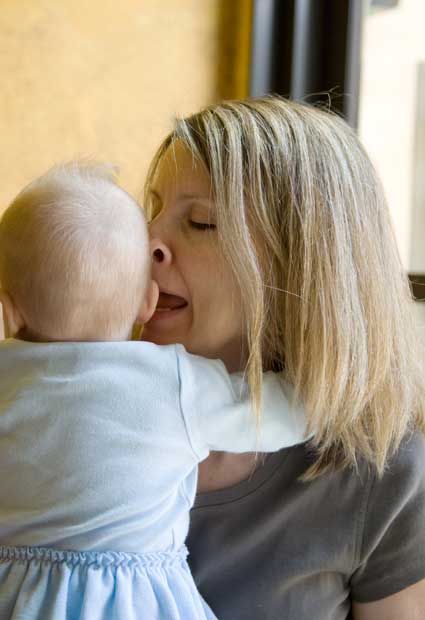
left=357, top=430, right=425, bottom=521
left=298, top=429, right=425, bottom=496
left=349, top=431, right=425, bottom=602
left=193, top=431, right=424, bottom=510
left=351, top=430, right=425, bottom=500
left=383, top=429, right=425, bottom=477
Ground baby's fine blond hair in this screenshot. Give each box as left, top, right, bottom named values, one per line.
left=0, top=162, right=149, bottom=341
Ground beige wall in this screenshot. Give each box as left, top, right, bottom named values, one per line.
left=0, top=0, right=251, bottom=338
left=1, top=0, right=250, bottom=205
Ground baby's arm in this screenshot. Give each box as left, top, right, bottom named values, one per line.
left=175, top=346, right=309, bottom=462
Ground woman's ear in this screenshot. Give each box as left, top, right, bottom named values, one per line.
left=136, top=279, right=159, bottom=326
left=0, top=289, right=26, bottom=337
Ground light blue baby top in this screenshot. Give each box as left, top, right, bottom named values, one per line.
left=0, top=338, right=308, bottom=620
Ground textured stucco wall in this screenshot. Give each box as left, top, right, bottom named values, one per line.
left=0, top=0, right=250, bottom=205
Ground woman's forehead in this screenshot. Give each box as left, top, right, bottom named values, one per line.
left=153, top=142, right=211, bottom=196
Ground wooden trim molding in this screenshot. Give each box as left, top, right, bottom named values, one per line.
left=409, top=274, right=425, bottom=301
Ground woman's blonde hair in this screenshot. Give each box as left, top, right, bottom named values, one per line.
left=145, top=96, right=425, bottom=478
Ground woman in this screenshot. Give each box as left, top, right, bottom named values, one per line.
left=142, top=97, right=425, bottom=619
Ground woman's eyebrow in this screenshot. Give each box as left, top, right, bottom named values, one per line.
left=178, top=193, right=212, bottom=204
left=148, top=189, right=210, bottom=201
left=148, top=189, right=213, bottom=207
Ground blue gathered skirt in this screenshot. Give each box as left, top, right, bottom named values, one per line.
left=0, top=545, right=216, bottom=620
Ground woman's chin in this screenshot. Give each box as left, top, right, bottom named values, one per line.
left=142, top=331, right=179, bottom=346
left=142, top=310, right=190, bottom=347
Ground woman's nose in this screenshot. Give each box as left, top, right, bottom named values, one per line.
left=150, top=238, right=172, bottom=265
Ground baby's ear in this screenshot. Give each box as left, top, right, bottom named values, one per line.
left=135, top=279, right=159, bottom=326
left=0, top=289, right=26, bottom=337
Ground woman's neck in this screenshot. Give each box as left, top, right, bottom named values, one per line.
left=197, top=451, right=264, bottom=493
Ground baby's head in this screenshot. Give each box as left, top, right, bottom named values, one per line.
left=0, top=162, right=158, bottom=342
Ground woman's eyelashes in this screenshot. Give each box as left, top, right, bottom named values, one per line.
left=188, top=220, right=216, bottom=231
left=187, top=205, right=216, bottom=231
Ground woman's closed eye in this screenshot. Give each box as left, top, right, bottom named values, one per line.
left=188, top=220, right=216, bottom=231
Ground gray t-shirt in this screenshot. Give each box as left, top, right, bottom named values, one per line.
left=187, top=432, right=425, bottom=620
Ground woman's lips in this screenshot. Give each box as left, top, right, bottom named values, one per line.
left=149, top=292, right=188, bottom=323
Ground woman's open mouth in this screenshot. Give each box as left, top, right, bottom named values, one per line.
left=149, top=292, right=188, bottom=323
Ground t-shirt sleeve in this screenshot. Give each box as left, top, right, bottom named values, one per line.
left=174, top=345, right=308, bottom=461
left=350, top=432, right=425, bottom=602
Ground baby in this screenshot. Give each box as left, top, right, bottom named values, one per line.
left=0, top=163, right=308, bottom=620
